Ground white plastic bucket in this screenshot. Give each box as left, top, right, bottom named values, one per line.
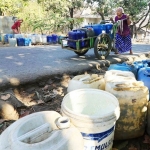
left=61, top=89, right=120, bottom=150
left=0, top=111, right=84, bottom=150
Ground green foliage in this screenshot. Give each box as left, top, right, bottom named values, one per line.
left=85, top=0, right=113, bottom=20
left=0, top=0, right=27, bottom=16
left=112, top=0, right=149, bottom=20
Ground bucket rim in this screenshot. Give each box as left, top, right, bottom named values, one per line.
left=62, top=89, right=120, bottom=120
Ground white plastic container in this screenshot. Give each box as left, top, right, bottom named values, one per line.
left=67, top=74, right=105, bottom=93
left=105, top=80, right=149, bottom=140
left=104, top=70, right=136, bottom=82
left=24, top=34, right=32, bottom=38
left=35, top=34, right=42, bottom=43
left=9, top=38, right=17, bottom=47
left=0, top=111, right=84, bottom=150
left=61, top=89, right=120, bottom=150
left=42, top=35, right=47, bottom=44
left=30, top=35, right=36, bottom=44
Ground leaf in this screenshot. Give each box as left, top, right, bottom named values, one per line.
left=0, top=94, right=11, bottom=100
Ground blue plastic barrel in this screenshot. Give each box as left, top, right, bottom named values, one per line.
left=47, top=35, right=52, bottom=43
left=17, top=38, right=24, bottom=46
left=108, top=63, right=137, bottom=76
left=137, top=67, right=150, bottom=99
left=105, top=23, right=113, bottom=34
left=84, top=25, right=92, bottom=28
left=52, top=34, right=58, bottom=44
left=133, top=61, right=145, bottom=72
left=17, top=38, right=31, bottom=46
left=24, top=38, right=31, bottom=46
left=146, top=59, right=150, bottom=66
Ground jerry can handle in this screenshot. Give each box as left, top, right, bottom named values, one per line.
left=56, top=117, right=70, bottom=129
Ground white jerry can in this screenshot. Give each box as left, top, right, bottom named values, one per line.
left=42, top=35, right=47, bottom=44
left=105, top=80, right=149, bottom=140
left=35, top=34, right=42, bottom=43
left=9, top=38, right=17, bottom=47
left=0, top=111, right=84, bottom=150
left=67, top=74, right=105, bottom=93
left=104, top=70, right=136, bottom=82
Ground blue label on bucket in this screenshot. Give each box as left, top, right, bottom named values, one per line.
left=84, top=137, right=113, bottom=150
left=81, top=126, right=114, bottom=143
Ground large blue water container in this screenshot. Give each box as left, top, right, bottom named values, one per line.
left=68, top=29, right=86, bottom=49
left=17, top=38, right=31, bottom=46
left=47, top=35, right=52, bottom=43
left=91, top=24, right=106, bottom=36
left=84, top=25, right=92, bottom=28
left=137, top=67, right=150, bottom=98
left=133, top=61, right=145, bottom=72
left=4, top=34, right=14, bottom=43
left=105, top=23, right=113, bottom=34
left=146, top=59, right=150, bottom=66
left=108, top=63, right=137, bottom=76
left=24, top=38, right=31, bottom=46
left=52, top=34, right=58, bottom=44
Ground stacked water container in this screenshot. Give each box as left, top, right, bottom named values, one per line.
left=105, top=67, right=149, bottom=140
left=4, top=34, right=14, bottom=43
left=84, top=23, right=113, bottom=36
left=17, top=38, right=31, bottom=46
left=47, top=35, right=52, bottom=44
left=46, top=34, right=58, bottom=44
left=68, top=30, right=86, bottom=49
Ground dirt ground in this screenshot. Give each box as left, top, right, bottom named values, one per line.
left=0, top=42, right=150, bottom=150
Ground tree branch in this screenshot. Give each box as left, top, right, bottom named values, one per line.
left=136, top=5, right=150, bottom=30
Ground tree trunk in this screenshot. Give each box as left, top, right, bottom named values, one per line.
left=0, top=9, right=4, bottom=16
left=99, top=12, right=105, bottom=21
left=69, top=8, right=74, bottom=30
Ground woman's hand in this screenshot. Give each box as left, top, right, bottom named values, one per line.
left=126, top=15, right=130, bottom=20
left=110, top=17, right=114, bottom=23
left=126, top=15, right=131, bottom=25
left=110, top=17, right=113, bottom=21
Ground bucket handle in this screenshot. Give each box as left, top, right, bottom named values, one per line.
left=56, top=117, right=70, bottom=129
left=79, top=75, right=91, bottom=82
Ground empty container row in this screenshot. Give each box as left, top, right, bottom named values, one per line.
left=0, top=34, right=60, bottom=46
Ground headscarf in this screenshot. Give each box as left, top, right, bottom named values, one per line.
left=116, top=7, right=124, bottom=14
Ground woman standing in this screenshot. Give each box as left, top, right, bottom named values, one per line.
left=110, top=7, right=133, bottom=54
left=11, top=19, right=23, bottom=34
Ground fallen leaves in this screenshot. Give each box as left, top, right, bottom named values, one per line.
left=0, top=94, right=11, bottom=100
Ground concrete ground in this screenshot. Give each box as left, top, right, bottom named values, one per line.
left=0, top=43, right=149, bottom=88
